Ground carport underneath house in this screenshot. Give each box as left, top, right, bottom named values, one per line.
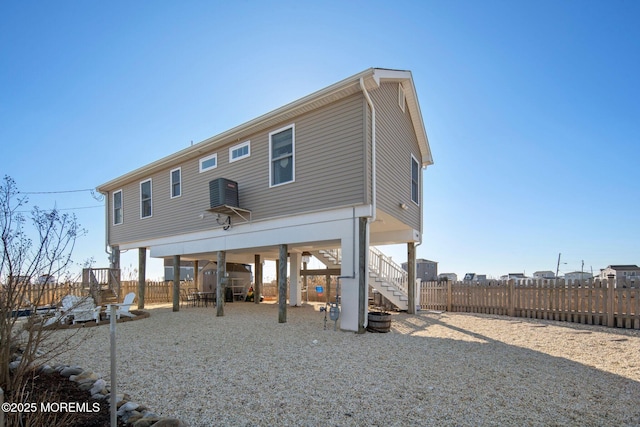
left=106, top=205, right=421, bottom=333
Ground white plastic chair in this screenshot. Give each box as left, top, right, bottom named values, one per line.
left=106, top=292, right=136, bottom=320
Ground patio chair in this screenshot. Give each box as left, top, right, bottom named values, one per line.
left=188, top=288, right=202, bottom=307
left=180, top=289, right=198, bottom=308
left=106, top=292, right=136, bottom=320
left=44, top=295, right=100, bottom=326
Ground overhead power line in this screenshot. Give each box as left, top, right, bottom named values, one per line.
left=21, top=188, right=95, bottom=194
left=16, top=205, right=103, bottom=213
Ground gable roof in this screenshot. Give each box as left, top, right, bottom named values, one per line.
left=97, top=68, right=432, bottom=192
left=606, top=265, right=640, bottom=270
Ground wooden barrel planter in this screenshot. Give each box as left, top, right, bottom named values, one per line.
left=367, top=311, right=391, bottom=333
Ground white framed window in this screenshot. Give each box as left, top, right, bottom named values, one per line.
left=140, top=179, right=152, bottom=218
left=269, top=124, right=295, bottom=187
left=411, top=155, right=419, bottom=205
left=398, top=84, right=406, bottom=112
left=170, top=167, right=181, bottom=198
left=113, top=190, right=123, bottom=225
left=199, top=153, right=218, bottom=172
left=229, top=141, right=250, bottom=162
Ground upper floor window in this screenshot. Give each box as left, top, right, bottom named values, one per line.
left=200, top=153, right=218, bottom=172
left=113, top=190, right=123, bottom=225
left=411, top=155, right=419, bottom=205
left=229, top=141, right=250, bottom=162
left=170, top=168, right=181, bottom=198
left=140, top=179, right=152, bottom=218
left=269, top=125, right=295, bottom=187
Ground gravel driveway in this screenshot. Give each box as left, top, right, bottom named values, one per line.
left=53, top=302, right=640, bottom=426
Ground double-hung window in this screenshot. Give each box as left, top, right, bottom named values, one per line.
left=229, top=141, right=250, bottom=162
left=113, top=190, right=123, bottom=225
left=170, top=167, right=181, bottom=198
left=140, top=179, right=152, bottom=218
left=269, top=125, right=295, bottom=187
left=411, top=155, right=419, bottom=205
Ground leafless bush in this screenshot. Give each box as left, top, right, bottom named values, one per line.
left=0, top=175, right=86, bottom=396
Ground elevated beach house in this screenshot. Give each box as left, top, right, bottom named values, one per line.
left=97, top=68, right=433, bottom=332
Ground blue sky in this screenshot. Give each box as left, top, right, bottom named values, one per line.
left=1, top=0, right=638, bottom=281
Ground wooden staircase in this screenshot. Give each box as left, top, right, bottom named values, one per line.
left=82, top=268, right=121, bottom=305
left=312, top=248, right=409, bottom=311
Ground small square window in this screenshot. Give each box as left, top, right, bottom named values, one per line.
left=200, top=153, right=218, bottom=172
left=229, top=141, right=250, bottom=162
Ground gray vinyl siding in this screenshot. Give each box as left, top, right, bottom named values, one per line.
left=109, top=93, right=366, bottom=246
left=370, top=83, right=422, bottom=231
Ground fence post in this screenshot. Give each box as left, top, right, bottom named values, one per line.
left=447, top=281, right=452, bottom=312
left=508, top=279, right=515, bottom=317
left=607, top=275, right=615, bottom=327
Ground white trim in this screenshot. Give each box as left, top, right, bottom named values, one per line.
left=398, top=83, right=406, bottom=112
left=269, top=124, right=295, bottom=188
left=113, top=189, right=123, bottom=226
left=229, top=140, right=250, bottom=163
left=199, top=153, right=218, bottom=172
left=170, top=167, right=181, bottom=199
left=150, top=214, right=354, bottom=258
left=120, top=204, right=372, bottom=251
left=410, top=154, right=420, bottom=205
left=140, top=178, right=153, bottom=219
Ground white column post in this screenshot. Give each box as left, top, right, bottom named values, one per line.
left=289, top=252, right=302, bottom=306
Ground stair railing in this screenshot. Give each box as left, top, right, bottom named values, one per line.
left=368, top=247, right=408, bottom=296
left=319, top=248, right=408, bottom=296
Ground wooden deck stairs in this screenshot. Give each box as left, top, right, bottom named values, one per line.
left=82, top=268, right=121, bottom=305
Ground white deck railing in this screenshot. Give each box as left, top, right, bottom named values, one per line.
left=319, top=247, right=408, bottom=296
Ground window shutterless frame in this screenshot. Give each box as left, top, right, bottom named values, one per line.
left=199, top=153, right=218, bottom=172
left=170, top=167, right=181, bottom=198
left=140, top=179, right=152, bottom=219
left=113, top=190, right=123, bottom=225
left=229, top=141, right=250, bottom=163
left=269, top=124, right=295, bottom=187
left=411, top=154, right=420, bottom=205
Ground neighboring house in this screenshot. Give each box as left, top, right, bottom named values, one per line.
left=533, top=271, right=556, bottom=279
left=97, top=68, right=433, bottom=332
left=564, top=271, right=594, bottom=281
left=402, top=258, right=437, bottom=282
left=599, top=265, right=640, bottom=287
left=163, top=259, right=206, bottom=281
left=500, top=273, right=527, bottom=281
left=438, top=273, right=457, bottom=282
left=463, top=273, right=487, bottom=283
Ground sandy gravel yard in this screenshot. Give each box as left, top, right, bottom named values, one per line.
left=51, top=302, right=640, bottom=426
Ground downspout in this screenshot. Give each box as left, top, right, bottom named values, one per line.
left=102, top=191, right=111, bottom=261
left=359, top=77, right=377, bottom=333
left=359, top=77, right=376, bottom=221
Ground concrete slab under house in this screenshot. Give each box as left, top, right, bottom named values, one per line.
left=96, top=67, right=433, bottom=333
